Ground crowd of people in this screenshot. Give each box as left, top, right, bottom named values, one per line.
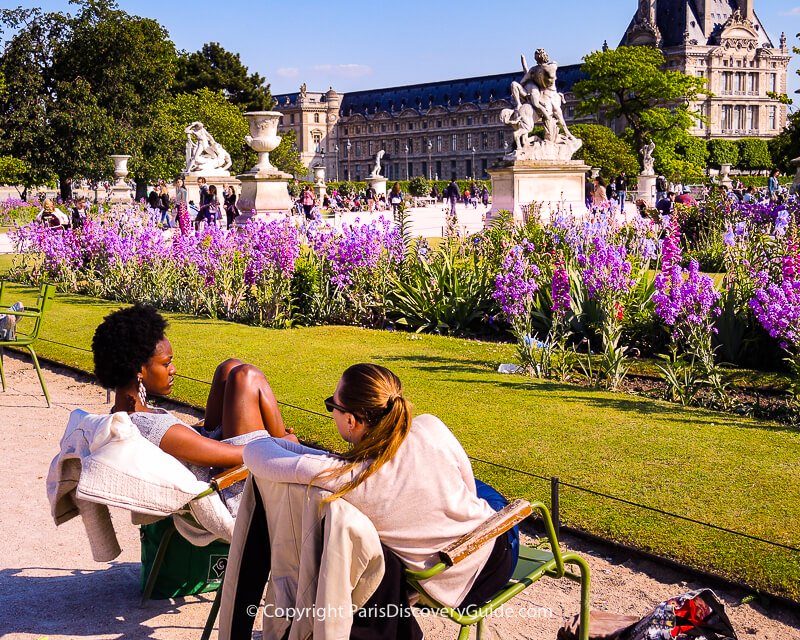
left=586, top=167, right=790, bottom=219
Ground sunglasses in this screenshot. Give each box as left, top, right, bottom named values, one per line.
left=324, top=396, right=351, bottom=414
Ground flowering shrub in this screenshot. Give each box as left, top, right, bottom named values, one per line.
left=4, top=193, right=800, bottom=418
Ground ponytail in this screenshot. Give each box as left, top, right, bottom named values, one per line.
left=315, top=364, right=413, bottom=503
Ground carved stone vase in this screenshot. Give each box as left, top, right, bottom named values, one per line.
left=244, top=111, right=283, bottom=173
left=109, top=155, right=131, bottom=187
left=313, top=165, right=326, bottom=186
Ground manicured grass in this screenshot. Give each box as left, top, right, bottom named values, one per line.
left=1, top=279, right=798, bottom=601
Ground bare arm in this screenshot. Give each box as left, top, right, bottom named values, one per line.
left=159, top=423, right=246, bottom=468
left=520, top=53, right=528, bottom=74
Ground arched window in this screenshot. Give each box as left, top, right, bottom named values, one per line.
left=314, top=113, right=320, bottom=123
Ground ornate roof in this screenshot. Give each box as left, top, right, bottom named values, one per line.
left=273, top=65, right=585, bottom=116
left=620, top=1, right=776, bottom=48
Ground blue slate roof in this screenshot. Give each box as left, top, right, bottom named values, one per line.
left=274, top=64, right=585, bottom=115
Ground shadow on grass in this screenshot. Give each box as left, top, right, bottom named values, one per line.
left=379, top=354, right=497, bottom=377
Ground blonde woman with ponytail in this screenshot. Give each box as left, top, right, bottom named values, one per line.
left=243, top=363, right=518, bottom=640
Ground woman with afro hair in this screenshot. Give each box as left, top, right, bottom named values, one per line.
left=92, top=304, right=296, bottom=510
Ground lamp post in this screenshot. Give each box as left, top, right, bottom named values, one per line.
left=334, top=144, right=339, bottom=182
left=427, top=139, right=432, bottom=181
left=404, top=144, right=409, bottom=179
left=471, top=146, right=476, bottom=180
left=346, top=139, right=352, bottom=181
left=320, top=149, right=326, bottom=182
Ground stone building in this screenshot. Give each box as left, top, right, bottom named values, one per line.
left=620, top=0, right=791, bottom=139
left=274, top=0, right=789, bottom=181
left=275, top=67, right=587, bottom=183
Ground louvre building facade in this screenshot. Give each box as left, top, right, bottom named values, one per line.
left=274, top=0, right=790, bottom=182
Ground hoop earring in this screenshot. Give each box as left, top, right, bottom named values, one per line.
left=137, top=375, right=147, bottom=407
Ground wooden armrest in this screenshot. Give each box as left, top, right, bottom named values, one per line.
left=211, top=465, right=249, bottom=491
left=439, top=499, right=532, bottom=566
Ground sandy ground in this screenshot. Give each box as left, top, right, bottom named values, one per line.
left=0, top=351, right=798, bottom=640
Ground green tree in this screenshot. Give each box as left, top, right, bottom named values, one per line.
left=708, top=139, right=739, bottom=168
left=138, top=88, right=249, bottom=182
left=138, top=88, right=305, bottom=182
left=173, top=42, right=274, bottom=112
left=0, top=155, right=29, bottom=190
left=0, top=1, right=177, bottom=199
left=768, top=114, right=799, bottom=175
left=766, top=34, right=799, bottom=175
left=569, top=124, right=639, bottom=181
left=736, top=138, right=772, bottom=173
left=574, top=46, right=707, bottom=158
left=266, top=128, right=306, bottom=178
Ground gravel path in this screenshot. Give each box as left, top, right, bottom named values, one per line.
left=0, top=352, right=797, bottom=639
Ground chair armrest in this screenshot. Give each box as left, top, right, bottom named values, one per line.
left=211, top=464, right=249, bottom=491
left=0, top=309, right=40, bottom=318
left=439, top=499, right=532, bottom=566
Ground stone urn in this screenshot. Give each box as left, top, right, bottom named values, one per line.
left=719, top=163, right=732, bottom=187
left=109, top=155, right=131, bottom=186
left=243, top=111, right=283, bottom=173
left=313, top=164, right=326, bottom=186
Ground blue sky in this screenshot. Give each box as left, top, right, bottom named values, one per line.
left=27, top=1, right=800, bottom=99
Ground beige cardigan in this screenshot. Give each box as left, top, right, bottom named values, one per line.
left=218, top=477, right=385, bottom=640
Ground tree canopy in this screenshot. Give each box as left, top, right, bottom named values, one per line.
left=173, top=42, right=274, bottom=112
left=574, top=46, right=707, bottom=159
left=0, top=0, right=177, bottom=197
left=569, top=124, right=640, bottom=181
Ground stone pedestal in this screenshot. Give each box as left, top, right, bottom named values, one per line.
left=791, top=157, right=800, bottom=196
left=108, top=155, right=133, bottom=204
left=485, top=160, right=590, bottom=225
left=366, top=176, right=387, bottom=197
left=637, top=173, right=657, bottom=207
left=313, top=183, right=327, bottom=201
left=234, top=170, right=294, bottom=224
left=719, top=163, right=733, bottom=189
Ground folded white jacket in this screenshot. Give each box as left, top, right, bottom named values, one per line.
left=46, top=409, right=235, bottom=561
left=218, top=477, right=385, bottom=640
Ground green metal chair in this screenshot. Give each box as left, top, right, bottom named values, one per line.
left=138, top=464, right=248, bottom=640
left=405, top=500, right=591, bottom=640
left=0, top=282, right=56, bottom=407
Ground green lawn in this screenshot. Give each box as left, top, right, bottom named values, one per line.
left=1, top=268, right=799, bottom=601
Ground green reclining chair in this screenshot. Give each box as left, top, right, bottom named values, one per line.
left=0, top=282, right=56, bottom=407
left=405, top=500, right=590, bottom=640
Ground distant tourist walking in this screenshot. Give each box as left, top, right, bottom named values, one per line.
left=389, top=182, right=404, bottom=219
left=174, top=177, right=190, bottom=235
left=300, top=185, right=316, bottom=220
left=481, top=185, right=490, bottom=207
left=224, top=185, right=238, bottom=229
left=445, top=179, right=460, bottom=217
left=615, top=172, right=627, bottom=209
left=591, top=177, right=608, bottom=206
left=768, top=169, right=780, bottom=202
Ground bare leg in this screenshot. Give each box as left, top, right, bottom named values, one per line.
left=219, top=363, right=286, bottom=440
left=204, top=358, right=245, bottom=430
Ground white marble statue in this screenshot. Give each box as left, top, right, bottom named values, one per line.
left=640, top=140, right=656, bottom=175
left=184, top=121, right=233, bottom=174
left=502, top=48, right=582, bottom=161
left=499, top=104, right=538, bottom=150
left=369, top=149, right=385, bottom=178
left=510, top=49, right=574, bottom=144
